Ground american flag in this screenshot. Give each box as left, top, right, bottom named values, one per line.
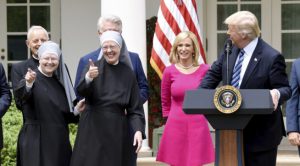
left=150, top=0, right=206, bottom=78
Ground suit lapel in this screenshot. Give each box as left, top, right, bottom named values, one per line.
left=94, top=48, right=101, bottom=61
left=240, top=39, right=263, bottom=88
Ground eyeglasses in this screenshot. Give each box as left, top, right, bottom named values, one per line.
left=102, top=44, right=118, bottom=51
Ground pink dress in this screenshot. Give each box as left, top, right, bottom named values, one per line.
left=156, top=64, right=215, bottom=166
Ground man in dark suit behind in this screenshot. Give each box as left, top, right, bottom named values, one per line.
left=74, top=15, right=149, bottom=104
left=11, top=26, right=49, bottom=111
left=74, top=14, right=149, bottom=166
left=0, top=63, right=12, bottom=165
left=199, top=11, right=291, bottom=166
left=286, top=58, right=300, bottom=156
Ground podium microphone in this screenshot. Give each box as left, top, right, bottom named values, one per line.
left=225, top=39, right=232, bottom=85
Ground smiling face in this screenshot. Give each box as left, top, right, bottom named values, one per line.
left=26, top=29, right=49, bottom=58
left=39, top=53, right=59, bottom=76
left=176, top=37, right=194, bottom=63
left=102, top=41, right=121, bottom=65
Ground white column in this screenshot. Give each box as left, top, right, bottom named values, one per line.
left=101, top=0, right=151, bottom=154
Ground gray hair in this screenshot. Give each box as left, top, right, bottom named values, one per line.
left=97, top=14, right=122, bottom=33
left=27, top=25, right=49, bottom=40
left=224, top=11, right=260, bottom=39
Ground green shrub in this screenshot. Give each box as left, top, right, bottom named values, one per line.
left=2, top=100, right=21, bottom=166
left=1, top=100, right=78, bottom=166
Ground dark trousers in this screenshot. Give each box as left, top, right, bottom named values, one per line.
left=244, top=147, right=277, bottom=166
left=129, top=149, right=137, bottom=166
left=129, top=127, right=137, bottom=166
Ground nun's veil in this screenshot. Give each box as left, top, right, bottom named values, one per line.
left=38, top=41, right=76, bottom=113
left=98, top=31, right=133, bottom=72
left=118, top=36, right=133, bottom=70
left=46, top=49, right=77, bottom=113
left=57, top=55, right=77, bottom=113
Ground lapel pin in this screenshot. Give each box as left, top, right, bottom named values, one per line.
left=254, top=58, right=258, bottom=62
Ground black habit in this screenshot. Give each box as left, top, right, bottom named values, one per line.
left=15, top=69, right=78, bottom=166
left=70, top=60, right=145, bottom=166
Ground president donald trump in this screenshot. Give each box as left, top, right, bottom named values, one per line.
left=199, top=11, right=291, bottom=166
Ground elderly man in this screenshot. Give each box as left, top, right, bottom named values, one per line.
left=199, top=11, right=291, bottom=166
left=11, top=25, right=49, bottom=110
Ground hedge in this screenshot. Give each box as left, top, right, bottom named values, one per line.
left=1, top=100, right=77, bottom=166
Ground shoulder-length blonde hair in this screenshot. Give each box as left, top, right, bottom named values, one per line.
left=169, top=31, right=199, bottom=66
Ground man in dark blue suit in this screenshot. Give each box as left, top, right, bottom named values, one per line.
left=0, top=63, right=11, bottom=165
left=286, top=58, right=300, bottom=156
left=74, top=14, right=149, bottom=166
left=199, top=11, right=291, bottom=166
left=74, top=15, right=148, bottom=104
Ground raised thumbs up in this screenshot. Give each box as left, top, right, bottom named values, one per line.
left=89, top=59, right=95, bottom=67
left=87, top=59, right=99, bottom=79
left=25, top=68, right=36, bottom=84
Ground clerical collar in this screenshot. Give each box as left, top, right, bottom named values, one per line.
left=113, top=60, right=119, bottom=65
left=32, top=54, right=39, bottom=60
left=38, top=66, right=53, bottom=77
left=106, top=60, right=119, bottom=65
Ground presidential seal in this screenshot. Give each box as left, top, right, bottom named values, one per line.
left=213, top=85, right=242, bottom=114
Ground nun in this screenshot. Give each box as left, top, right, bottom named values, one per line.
left=15, top=41, right=85, bottom=166
left=70, top=31, right=145, bottom=166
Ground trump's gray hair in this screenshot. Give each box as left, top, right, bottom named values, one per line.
left=224, top=11, right=261, bottom=39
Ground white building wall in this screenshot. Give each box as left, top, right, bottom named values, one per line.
left=61, top=0, right=206, bottom=81
left=61, top=0, right=101, bottom=82
left=146, top=0, right=160, bottom=19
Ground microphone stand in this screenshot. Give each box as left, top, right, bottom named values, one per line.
left=225, top=39, right=232, bottom=85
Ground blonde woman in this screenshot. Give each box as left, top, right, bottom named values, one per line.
left=156, top=31, right=214, bottom=166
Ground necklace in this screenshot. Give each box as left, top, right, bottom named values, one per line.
left=178, top=62, right=194, bottom=69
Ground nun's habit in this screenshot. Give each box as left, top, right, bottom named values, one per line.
left=70, top=31, right=145, bottom=166
left=15, top=41, right=78, bottom=166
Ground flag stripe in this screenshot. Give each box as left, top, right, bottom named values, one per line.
left=160, top=0, right=181, bottom=35
left=151, top=50, right=165, bottom=73
left=150, top=57, right=163, bottom=78
left=179, top=0, right=206, bottom=63
left=157, top=8, right=177, bottom=46
left=151, top=0, right=206, bottom=78
left=155, top=23, right=172, bottom=55
left=165, top=0, right=188, bottom=31
left=152, top=34, right=171, bottom=66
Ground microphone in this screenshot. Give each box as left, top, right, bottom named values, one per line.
left=225, top=39, right=232, bottom=85
left=225, top=39, right=232, bottom=55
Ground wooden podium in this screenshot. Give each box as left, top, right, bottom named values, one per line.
left=183, top=89, right=273, bottom=166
